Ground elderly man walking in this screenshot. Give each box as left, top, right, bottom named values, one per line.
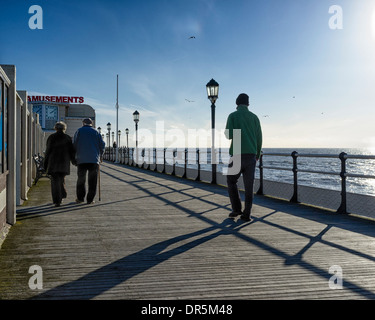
left=73, top=118, right=105, bottom=204
left=225, top=93, right=262, bottom=222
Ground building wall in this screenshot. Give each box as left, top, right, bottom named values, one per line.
left=0, top=66, right=10, bottom=233
left=0, top=63, right=96, bottom=244
left=0, top=64, right=45, bottom=239
left=30, top=103, right=96, bottom=140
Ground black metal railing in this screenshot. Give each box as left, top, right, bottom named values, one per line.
left=257, top=151, right=375, bottom=214
left=103, top=147, right=375, bottom=214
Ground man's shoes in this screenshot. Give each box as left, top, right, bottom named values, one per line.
left=240, top=213, right=252, bottom=222
left=75, top=198, right=84, bottom=204
left=87, top=201, right=95, bottom=205
left=55, top=203, right=61, bottom=207
left=229, top=211, right=241, bottom=218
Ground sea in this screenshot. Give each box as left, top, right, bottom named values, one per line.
left=155, top=147, right=375, bottom=197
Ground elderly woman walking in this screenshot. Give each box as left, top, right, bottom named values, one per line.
left=44, top=122, right=76, bottom=207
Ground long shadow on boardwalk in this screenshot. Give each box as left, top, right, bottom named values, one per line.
left=32, top=163, right=375, bottom=299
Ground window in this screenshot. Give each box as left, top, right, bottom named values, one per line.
left=45, top=105, right=58, bottom=130
left=32, top=104, right=58, bottom=130
left=32, top=104, right=43, bottom=127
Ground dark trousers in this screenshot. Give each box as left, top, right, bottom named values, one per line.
left=50, top=173, right=67, bottom=205
left=226, top=154, right=257, bottom=216
left=76, top=163, right=99, bottom=203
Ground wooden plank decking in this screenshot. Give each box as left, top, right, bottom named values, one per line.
left=1, top=161, right=375, bottom=300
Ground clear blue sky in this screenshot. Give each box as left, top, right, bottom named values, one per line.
left=2, top=0, right=375, bottom=149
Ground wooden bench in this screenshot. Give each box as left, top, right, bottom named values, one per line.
left=32, top=154, right=50, bottom=185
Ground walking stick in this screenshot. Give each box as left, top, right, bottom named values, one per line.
left=98, top=163, right=101, bottom=201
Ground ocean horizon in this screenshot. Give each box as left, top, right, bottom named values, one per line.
left=113, top=147, right=375, bottom=197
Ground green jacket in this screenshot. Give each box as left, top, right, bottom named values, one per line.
left=225, top=105, right=262, bottom=158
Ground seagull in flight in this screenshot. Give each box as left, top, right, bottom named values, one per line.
left=263, top=115, right=270, bottom=118
left=188, top=36, right=196, bottom=39
left=185, top=99, right=195, bottom=103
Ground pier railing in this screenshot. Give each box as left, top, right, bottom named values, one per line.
left=258, top=151, right=375, bottom=214
left=103, top=147, right=375, bottom=216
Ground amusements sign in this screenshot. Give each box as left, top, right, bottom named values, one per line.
left=28, top=96, right=84, bottom=104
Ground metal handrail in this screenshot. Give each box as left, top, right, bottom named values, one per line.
left=258, top=151, right=375, bottom=214
left=103, top=148, right=375, bottom=214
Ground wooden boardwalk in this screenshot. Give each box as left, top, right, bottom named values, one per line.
left=1, top=161, right=375, bottom=300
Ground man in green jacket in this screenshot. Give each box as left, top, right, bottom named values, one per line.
left=225, top=93, right=262, bottom=221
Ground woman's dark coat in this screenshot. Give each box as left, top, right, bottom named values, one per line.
left=44, top=131, right=76, bottom=175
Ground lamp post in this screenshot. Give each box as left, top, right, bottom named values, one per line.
left=107, top=122, right=111, bottom=158
left=125, top=128, right=129, bottom=164
left=106, top=133, right=109, bottom=159
left=115, top=74, right=119, bottom=163
left=118, top=130, right=121, bottom=147
left=133, top=111, right=139, bottom=147
left=125, top=128, right=129, bottom=148
left=206, top=78, right=219, bottom=184
left=107, top=123, right=111, bottom=145
left=112, top=132, right=115, bottom=146
left=133, top=110, right=140, bottom=165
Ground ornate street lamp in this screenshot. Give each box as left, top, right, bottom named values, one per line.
left=118, top=130, right=121, bottom=147
left=107, top=122, right=111, bottom=146
left=133, top=110, right=140, bottom=148
left=107, top=122, right=111, bottom=156
left=133, top=110, right=140, bottom=166
left=125, top=128, right=130, bottom=164
left=206, top=78, right=219, bottom=104
left=115, top=75, right=119, bottom=163
left=125, top=128, right=129, bottom=148
left=206, top=78, right=219, bottom=184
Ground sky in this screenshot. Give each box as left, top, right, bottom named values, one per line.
left=2, top=0, right=375, bottom=149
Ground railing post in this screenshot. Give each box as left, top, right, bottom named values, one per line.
left=290, top=151, right=299, bottom=203
left=153, top=148, right=157, bottom=172
left=211, top=148, right=217, bottom=184
left=162, top=148, right=166, bottom=174
left=141, top=148, right=145, bottom=169
left=337, top=152, right=348, bottom=214
left=256, top=152, right=264, bottom=195
left=172, top=149, right=176, bottom=176
left=182, top=148, right=187, bottom=179
left=195, top=148, right=201, bottom=182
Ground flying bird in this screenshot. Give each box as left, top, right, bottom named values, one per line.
left=188, top=36, right=196, bottom=39
left=185, top=99, right=195, bottom=103
left=263, top=115, right=270, bottom=118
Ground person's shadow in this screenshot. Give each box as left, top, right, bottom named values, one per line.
left=32, top=218, right=251, bottom=299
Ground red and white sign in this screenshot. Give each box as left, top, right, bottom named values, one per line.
left=28, top=96, right=84, bottom=104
